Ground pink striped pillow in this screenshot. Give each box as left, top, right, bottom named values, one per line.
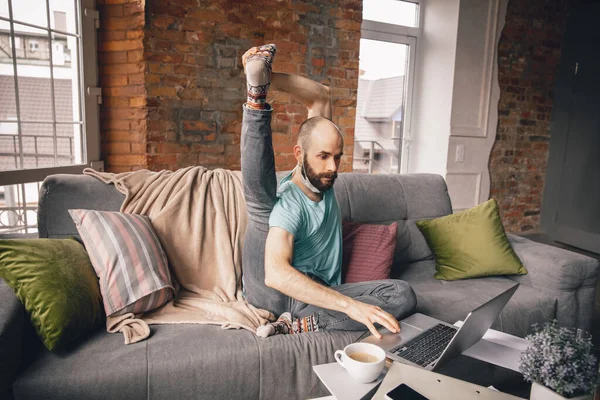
left=342, top=221, right=398, bottom=284
left=69, top=209, right=174, bottom=317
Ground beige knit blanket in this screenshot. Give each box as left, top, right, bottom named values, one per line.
left=84, top=167, right=274, bottom=344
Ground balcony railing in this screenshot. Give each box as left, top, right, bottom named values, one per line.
left=0, top=204, right=38, bottom=235
left=0, top=133, right=74, bottom=169
left=0, top=132, right=75, bottom=236
left=353, top=140, right=390, bottom=174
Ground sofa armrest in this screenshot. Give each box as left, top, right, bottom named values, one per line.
left=507, top=234, right=600, bottom=331
left=38, top=174, right=125, bottom=239
left=0, top=278, right=24, bottom=399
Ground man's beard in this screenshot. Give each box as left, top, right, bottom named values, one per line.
left=303, top=155, right=338, bottom=192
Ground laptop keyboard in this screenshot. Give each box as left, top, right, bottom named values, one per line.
left=390, top=323, right=458, bottom=367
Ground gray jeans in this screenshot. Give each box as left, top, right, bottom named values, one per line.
left=240, top=105, right=417, bottom=331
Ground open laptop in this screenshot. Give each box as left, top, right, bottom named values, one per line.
left=362, top=283, right=519, bottom=371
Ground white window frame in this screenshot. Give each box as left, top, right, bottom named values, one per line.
left=0, top=0, right=102, bottom=187
left=360, top=0, right=423, bottom=173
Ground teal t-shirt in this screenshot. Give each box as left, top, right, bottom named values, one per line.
left=268, top=172, right=342, bottom=286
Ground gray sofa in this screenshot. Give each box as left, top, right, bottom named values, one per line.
left=2, top=172, right=599, bottom=400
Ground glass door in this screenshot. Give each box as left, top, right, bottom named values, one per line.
left=353, top=35, right=415, bottom=174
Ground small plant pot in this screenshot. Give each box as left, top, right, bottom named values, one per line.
left=530, top=382, right=593, bottom=400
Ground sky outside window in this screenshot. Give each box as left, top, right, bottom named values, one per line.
left=359, top=39, right=408, bottom=80
left=363, top=0, right=419, bottom=28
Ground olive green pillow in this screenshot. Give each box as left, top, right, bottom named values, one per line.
left=416, top=199, right=526, bottom=281
left=0, top=238, right=104, bottom=351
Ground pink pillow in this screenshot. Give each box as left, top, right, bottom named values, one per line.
left=342, top=221, right=398, bottom=284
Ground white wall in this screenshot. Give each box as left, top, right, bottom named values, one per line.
left=408, top=0, right=460, bottom=175
left=446, top=0, right=509, bottom=211
left=408, top=0, right=509, bottom=213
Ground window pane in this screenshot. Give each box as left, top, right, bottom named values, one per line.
left=53, top=36, right=81, bottom=123
left=354, top=39, right=409, bottom=174
left=363, top=0, right=419, bottom=28
left=12, top=0, right=48, bottom=28
left=35, top=136, right=55, bottom=155
left=25, top=155, right=54, bottom=168
left=0, top=156, right=18, bottom=171
left=0, top=30, right=18, bottom=127
left=21, top=122, right=54, bottom=168
left=49, top=0, right=77, bottom=34
left=0, top=182, right=40, bottom=236
left=3, top=21, right=83, bottom=172
left=56, top=123, right=79, bottom=164
left=0, top=0, right=8, bottom=19
left=15, top=24, right=54, bottom=122
left=0, top=1, right=93, bottom=187
left=0, top=126, right=18, bottom=171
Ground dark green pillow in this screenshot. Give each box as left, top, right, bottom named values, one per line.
left=416, top=199, right=527, bottom=281
left=0, top=238, right=104, bottom=351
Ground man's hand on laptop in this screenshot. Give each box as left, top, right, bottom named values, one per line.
left=345, top=299, right=401, bottom=339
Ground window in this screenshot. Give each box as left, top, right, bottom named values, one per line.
left=354, top=0, right=421, bottom=174
left=0, top=0, right=101, bottom=236
left=28, top=40, right=39, bottom=52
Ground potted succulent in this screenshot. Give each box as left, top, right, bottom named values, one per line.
left=519, top=320, right=598, bottom=400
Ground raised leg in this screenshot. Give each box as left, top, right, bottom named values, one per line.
left=240, top=44, right=279, bottom=229
left=241, top=45, right=289, bottom=315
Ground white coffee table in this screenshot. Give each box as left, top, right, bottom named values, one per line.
left=311, top=321, right=529, bottom=400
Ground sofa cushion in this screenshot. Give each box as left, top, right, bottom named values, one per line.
left=13, top=323, right=363, bottom=400
left=14, top=325, right=261, bottom=400
left=342, top=221, right=398, bottom=283
left=332, top=174, right=453, bottom=268
left=416, top=199, right=526, bottom=281
left=13, top=327, right=149, bottom=400
left=396, top=260, right=557, bottom=337
left=0, top=278, right=24, bottom=400
left=69, top=210, right=175, bottom=317
left=38, top=174, right=125, bottom=240
left=0, top=238, right=104, bottom=351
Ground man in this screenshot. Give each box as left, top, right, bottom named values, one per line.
left=241, top=44, right=416, bottom=339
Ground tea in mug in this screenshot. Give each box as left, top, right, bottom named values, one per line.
left=348, top=352, right=379, bottom=363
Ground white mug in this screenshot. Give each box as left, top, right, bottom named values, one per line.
left=334, top=342, right=386, bottom=383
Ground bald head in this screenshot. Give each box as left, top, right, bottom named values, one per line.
left=297, top=116, right=343, bottom=151
left=294, top=116, right=344, bottom=192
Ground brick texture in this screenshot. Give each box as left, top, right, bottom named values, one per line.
left=97, top=0, right=360, bottom=173
left=98, top=0, right=568, bottom=231
left=97, top=0, right=148, bottom=172
left=489, top=0, right=570, bottom=233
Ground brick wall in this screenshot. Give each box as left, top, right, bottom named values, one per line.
left=97, top=0, right=361, bottom=173
left=97, top=0, right=570, bottom=232
left=97, top=0, right=147, bottom=173
left=489, top=0, right=570, bottom=233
